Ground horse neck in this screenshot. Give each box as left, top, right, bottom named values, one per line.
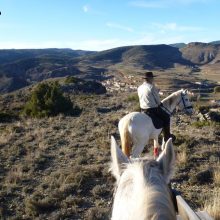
left=144, top=183, right=176, bottom=219
left=161, top=91, right=181, bottom=113
left=143, top=166, right=176, bottom=219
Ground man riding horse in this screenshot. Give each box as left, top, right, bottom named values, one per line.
left=137, top=71, right=176, bottom=146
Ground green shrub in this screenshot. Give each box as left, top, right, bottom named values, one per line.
left=192, top=120, right=212, bottom=128
left=214, top=86, right=220, bottom=94
left=22, top=82, right=75, bottom=118
left=64, top=76, right=81, bottom=84
left=195, top=104, right=210, bottom=113
left=126, top=94, right=139, bottom=102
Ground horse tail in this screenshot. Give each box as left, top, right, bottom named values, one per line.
left=119, top=117, right=132, bottom=157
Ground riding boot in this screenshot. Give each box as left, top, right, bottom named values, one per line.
left=163, top=126, right=170, bottom=141
left=163, top=126, right=176, bottom=142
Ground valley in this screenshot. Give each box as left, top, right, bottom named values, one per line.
left=0, top=42, right=220, bottom=219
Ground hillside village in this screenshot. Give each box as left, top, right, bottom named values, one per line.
left=101, top=74, right=137, bottom=92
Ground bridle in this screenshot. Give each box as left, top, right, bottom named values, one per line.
left=177, top=91, right=193, bottom=114
left=161, top=91, right=193, bottom=116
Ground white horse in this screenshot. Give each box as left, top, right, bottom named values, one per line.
left=110, top=136, right=176, bottom=220
left=119, top=89, right=193, bottom=158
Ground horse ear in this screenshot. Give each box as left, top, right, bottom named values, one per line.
left=183, top=89, right=188, bottom=95
left=156, top=138, right=175, bottom=183
left=110, top=136, right=129, bottom=181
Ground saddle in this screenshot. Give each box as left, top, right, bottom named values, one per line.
left=141, top=109, right=164, bottom=129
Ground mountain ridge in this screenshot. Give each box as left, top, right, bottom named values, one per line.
left=1, top=41, right=220, bottom=94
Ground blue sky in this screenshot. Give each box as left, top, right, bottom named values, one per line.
left=0, top=0, right=219, bottom=51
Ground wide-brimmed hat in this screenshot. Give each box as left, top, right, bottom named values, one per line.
left=143, top=71, right=156, bottom=79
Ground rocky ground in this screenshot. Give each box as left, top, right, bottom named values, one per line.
left=0, top=88, right=220, bottom=219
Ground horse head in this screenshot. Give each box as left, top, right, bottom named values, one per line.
left=177, top=89, right=193, bottom=115
left=110, top=136, right=176, bottom=220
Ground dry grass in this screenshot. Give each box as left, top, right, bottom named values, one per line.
left=0, top=125, right=15, bottom=145
left=213, top=164, right=220, bottom=186
left=177, top=150, right=188, bottom=166
left=204, top=189, right=220, bottom=220
left=4, top=165, right=23, bottom=186
left=1, top=88, right=220, bottom=219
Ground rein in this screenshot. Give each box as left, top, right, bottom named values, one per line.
left=163, top=91, right=192, bottom=115
left=160, top=104, right=172, bottom=116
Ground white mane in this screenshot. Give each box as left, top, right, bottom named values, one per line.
left=162, top=89, right=183, bottom=103
left=161, top=89, right=184, bottom=113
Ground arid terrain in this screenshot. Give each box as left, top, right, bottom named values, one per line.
left=0, top=64, right=220, bottom=219
left=0, top=42, right=220, bottom=219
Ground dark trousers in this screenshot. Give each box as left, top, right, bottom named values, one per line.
left=141, top=106, right=171, bottom=141
left=142, top=106, right=170, bottom=126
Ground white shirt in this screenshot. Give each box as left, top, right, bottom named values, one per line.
left=137, top=82, right=161, bottom=109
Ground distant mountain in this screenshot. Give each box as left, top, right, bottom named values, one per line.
left=0, top=49, right=97, bottom=93
left=1, top=42, right=220, bottom=94
left=79, top=44, right=193, bottom=68
left=121, top=45, right=191, bottom=68
left=169, top=43, right=187, bottom=49
left=180, top=42, right=220, bottom=65
left=209, top=40, right=220, bottom=45
left=0, top=48, right=95, bottom=65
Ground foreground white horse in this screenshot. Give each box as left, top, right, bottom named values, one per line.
left=119, top=89, right=193, bottom=157
left=110, top=136, right=176, bottom=220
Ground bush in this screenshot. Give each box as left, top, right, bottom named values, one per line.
left=196, top=104, right=209, bottom=113
left=22, top=82, right=75, bottom=118
left=192, top=120, right=220, bottom=128
left=126, top=94, right=139, bottom=102
left=192, top=120, right=211, bottom=128
left=214, top=86, right=220, bottom=94
left=64, top=76, right=82, bottom=84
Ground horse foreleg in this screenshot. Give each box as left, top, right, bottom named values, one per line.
left=153, top=139, right=160, bottom=158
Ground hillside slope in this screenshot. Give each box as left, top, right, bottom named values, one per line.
left=1, top=42, right=220, bottom=94
left=180, top=42, right=220, bottom=65
left=0, top=48, right=95, bottom=65
left=79, top=44, right=193, bottom=68
left=0, top=87, right=219, bottom=219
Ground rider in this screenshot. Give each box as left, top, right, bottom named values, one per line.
left=137, top=71, right=176, bottom=144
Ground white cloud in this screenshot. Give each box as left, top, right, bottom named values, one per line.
left=106, top=22, right=134, bottom=32
left=83, top=5, right=89, bottom=13
left=82, top=4, right=105, bottom=15
left=0, top=31, right=213, bottom=51
left=0, top=39, right=142, bottom=51
left=69, top=35, right=187, bottom=50
left=0, top=39, right=125, bottom=51
left=152, top=22, right=204, bottom=32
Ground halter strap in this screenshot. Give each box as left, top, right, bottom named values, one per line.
left=180, top=92, right=193, bottom=112
left=162, top=91, right=192, bottom=115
